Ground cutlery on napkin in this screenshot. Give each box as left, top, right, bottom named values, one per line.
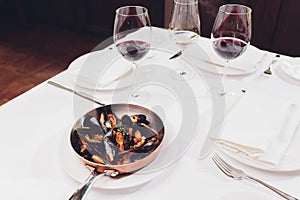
left=183, top=42, right=269, bottom=74
left=66, top=48, right=134, bottom=90
left=214, top=90, right=300, bottom=167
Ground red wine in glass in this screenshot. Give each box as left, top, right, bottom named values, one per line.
left=113, top=6, right=152, bottom=99
left=213, top=37, right=247, bottom=60
left=211, top=4, right=252, bottom=95
left=116, top=40, right=150, bottom=62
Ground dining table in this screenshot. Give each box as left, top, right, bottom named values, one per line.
left=1, top=27, right=300, bottom=200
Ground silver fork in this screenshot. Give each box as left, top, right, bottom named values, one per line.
left=264, top=54, right=280, bottom=75
left=212, top=153, right=299, bottom=200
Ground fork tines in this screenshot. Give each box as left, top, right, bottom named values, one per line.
left=211, top=153, right=239, bottom=179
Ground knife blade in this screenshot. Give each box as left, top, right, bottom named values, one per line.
left=169, top=50, right=183, bottom=59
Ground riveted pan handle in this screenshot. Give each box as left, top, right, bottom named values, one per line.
left=69, top=168, right=120, bottom=200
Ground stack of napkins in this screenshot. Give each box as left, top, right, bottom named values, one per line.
left=216, top=90, right=300, bottom=167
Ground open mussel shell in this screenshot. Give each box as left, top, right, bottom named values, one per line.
left=70, top=104, right=164, bottom=175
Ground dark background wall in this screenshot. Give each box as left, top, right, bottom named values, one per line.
left=198, top=0, right=300, bottom=56
left=1, top=0, right=299, bottom=56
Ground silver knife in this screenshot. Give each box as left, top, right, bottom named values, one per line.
left=47, top=81, right=105, bottom=105
left=169, top=50, right=183, bottom=59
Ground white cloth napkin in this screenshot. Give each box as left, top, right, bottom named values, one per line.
left=216, top=90, right=300, bottom=167
left=66, top=49, right=134, bottom=90
left=277, top=56, right=300, bottom=82
left=184, top=39, right=269, bottom=74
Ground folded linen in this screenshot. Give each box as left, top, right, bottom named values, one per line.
left=66, top=49, right=133, bottom=90
left=277, top=57, right=300, bottom=82
left=185, top=39, right=269, bottom=74
left=215, top=90, right=300, bottom=167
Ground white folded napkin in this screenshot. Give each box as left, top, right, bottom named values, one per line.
left=216, top=90, right=300, bottom=167
left=277, top=57, right=300, bottom=82
left=184, top=39, right=269, bottom=74
left=67, top=49, right=133, bottom=89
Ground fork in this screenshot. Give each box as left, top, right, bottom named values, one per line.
left=264, top=54, right=280, bottom=75
left=212, top=153, right=299, bottom=200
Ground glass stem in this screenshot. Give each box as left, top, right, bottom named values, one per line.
left=223, top=60, right=229, bottom=91
left=217, top=60, right=230, bottom=96
left=178, top=50, right=186, bottom=75
left=223, top=60, right=229, bottom=79
left=132, top=62, right=139, bottom=98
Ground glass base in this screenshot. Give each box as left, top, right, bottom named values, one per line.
left=169, top=68, right=195, bottom=81
left=129, top=90, right=151, bottom=104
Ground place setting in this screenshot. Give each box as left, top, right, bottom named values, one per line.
left=213, top=88, right=300, bottom=172
left=166, top=0, right=267, bottom=79
left=54, top=4, right=209, bottom=105
left=205, top=86, right=300, bottom=199
left=176, top=3, right=274, bottom=98
left=59, top=87, right=200, bottom=199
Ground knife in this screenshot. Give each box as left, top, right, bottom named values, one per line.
left=47, top=81, right=105, bottom=105
left=169, top=50, right=183, bottom=59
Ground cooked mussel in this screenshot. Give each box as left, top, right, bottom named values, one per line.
left=121, top=114, right=133, bottom=127
left=99, top=109, right=119, bottom=132
left=71, top=129, right=110, bottom=164
left=130, top=114, right=150, bottom=125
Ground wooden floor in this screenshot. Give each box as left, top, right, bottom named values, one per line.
left=0, top=22, right=106, bottom=105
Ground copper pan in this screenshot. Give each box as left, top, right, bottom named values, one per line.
left=68, top=104, right=164, bottom=200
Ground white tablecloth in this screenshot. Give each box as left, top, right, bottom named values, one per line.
left=1, top=27, right=300, bottom=200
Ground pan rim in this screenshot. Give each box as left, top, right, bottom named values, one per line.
left=69, top=103, right=165, bottom=173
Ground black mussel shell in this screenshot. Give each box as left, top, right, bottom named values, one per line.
left=71, top=129, right=112, bottom=164
left=133, top=124, right=157, bottom=140
left=130, top=114, right=150, bottom=125
left=83, top=116, right=101, bottom=127
left=121, top=115, right=133, bottom=127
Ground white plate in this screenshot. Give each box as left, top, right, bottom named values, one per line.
left=218, top=123, right=300, bottom=173
left=59, top=134, right=163, bottom=190
left=59, top=95, right=198, bottom=189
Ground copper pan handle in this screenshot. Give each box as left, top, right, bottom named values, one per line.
left=69, top=168, right=102, bottom=200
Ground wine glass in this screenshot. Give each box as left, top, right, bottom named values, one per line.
left=169, top=0, right=201, bottom=79
left=113, top=6, right=152, bottom=98
left=211, top=4, right=252, bottom=94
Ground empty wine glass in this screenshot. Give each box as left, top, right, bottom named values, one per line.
left=169, top=0, right=201, bottom=79
left=113, top=6, right=152, bottom=98
left=211, top=4, right=252, bottom=94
